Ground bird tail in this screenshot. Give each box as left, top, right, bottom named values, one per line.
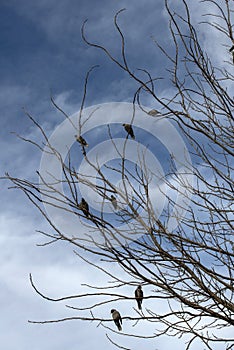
left=137, top=300, right=142, bottom=310
left=117, top=323, right=122, bottom=331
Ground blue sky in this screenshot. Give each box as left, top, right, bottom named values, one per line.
left=0, top=1, right=233, bottom=349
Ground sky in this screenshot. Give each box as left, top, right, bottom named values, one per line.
left=0, top=1, right=233, bottom=349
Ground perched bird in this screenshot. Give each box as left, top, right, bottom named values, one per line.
left=230, top=45, right=234, bottom=64
left=79, top=197, right=89, bottom=217
left=123, top=123, right=135, bottom=139
left=135, top=285, right=143, bottom=310
left=110, top=195, right=118, bottom=210
left=111, top=309, right=122, bottom=331
left=148, top=109, right=159, bottom=116
left=76, top=135, right=88, bottom=147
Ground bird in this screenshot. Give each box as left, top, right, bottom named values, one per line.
left=135, top=285, right=143, bottom=310
left=111, top=309, right=122, bottom=331
left=229, top=45, right=234, bottom=64
left=110, top=195, right=118, bottom=210
left=123, top=123, right=135, bottom=139
left=76, top=135, right=88, bottom=147
left=147, top=109, right=159, bottom=116
left=79, top=197, right=89, bottom=216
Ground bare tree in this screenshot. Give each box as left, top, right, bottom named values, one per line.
left=5, top=0, right=234, bottom=349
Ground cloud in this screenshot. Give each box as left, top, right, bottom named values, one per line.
left=1, top=1, right=232, bottom=349
left=0, top=208, right=187, bottom=350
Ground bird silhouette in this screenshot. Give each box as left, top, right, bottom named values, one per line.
left=123, top=123, right=135, bottom=139
left=111, top=309, right=122, bottom=331
left=148, top=109, right=159, bottom=116
left=230, top=45, right=234, bottom=64
left=135, top=285, right=143, bottom=310
left=110, top=195, right=118, bottom=210
left=79, top=197, right=89, bottom=216
left=76, top=135, right=88, bottom=147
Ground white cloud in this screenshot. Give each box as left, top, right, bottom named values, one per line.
left=0, top=208, right=188, bottom=349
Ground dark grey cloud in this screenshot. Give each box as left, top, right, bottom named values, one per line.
left=1, top=1, right=231, bottom=349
